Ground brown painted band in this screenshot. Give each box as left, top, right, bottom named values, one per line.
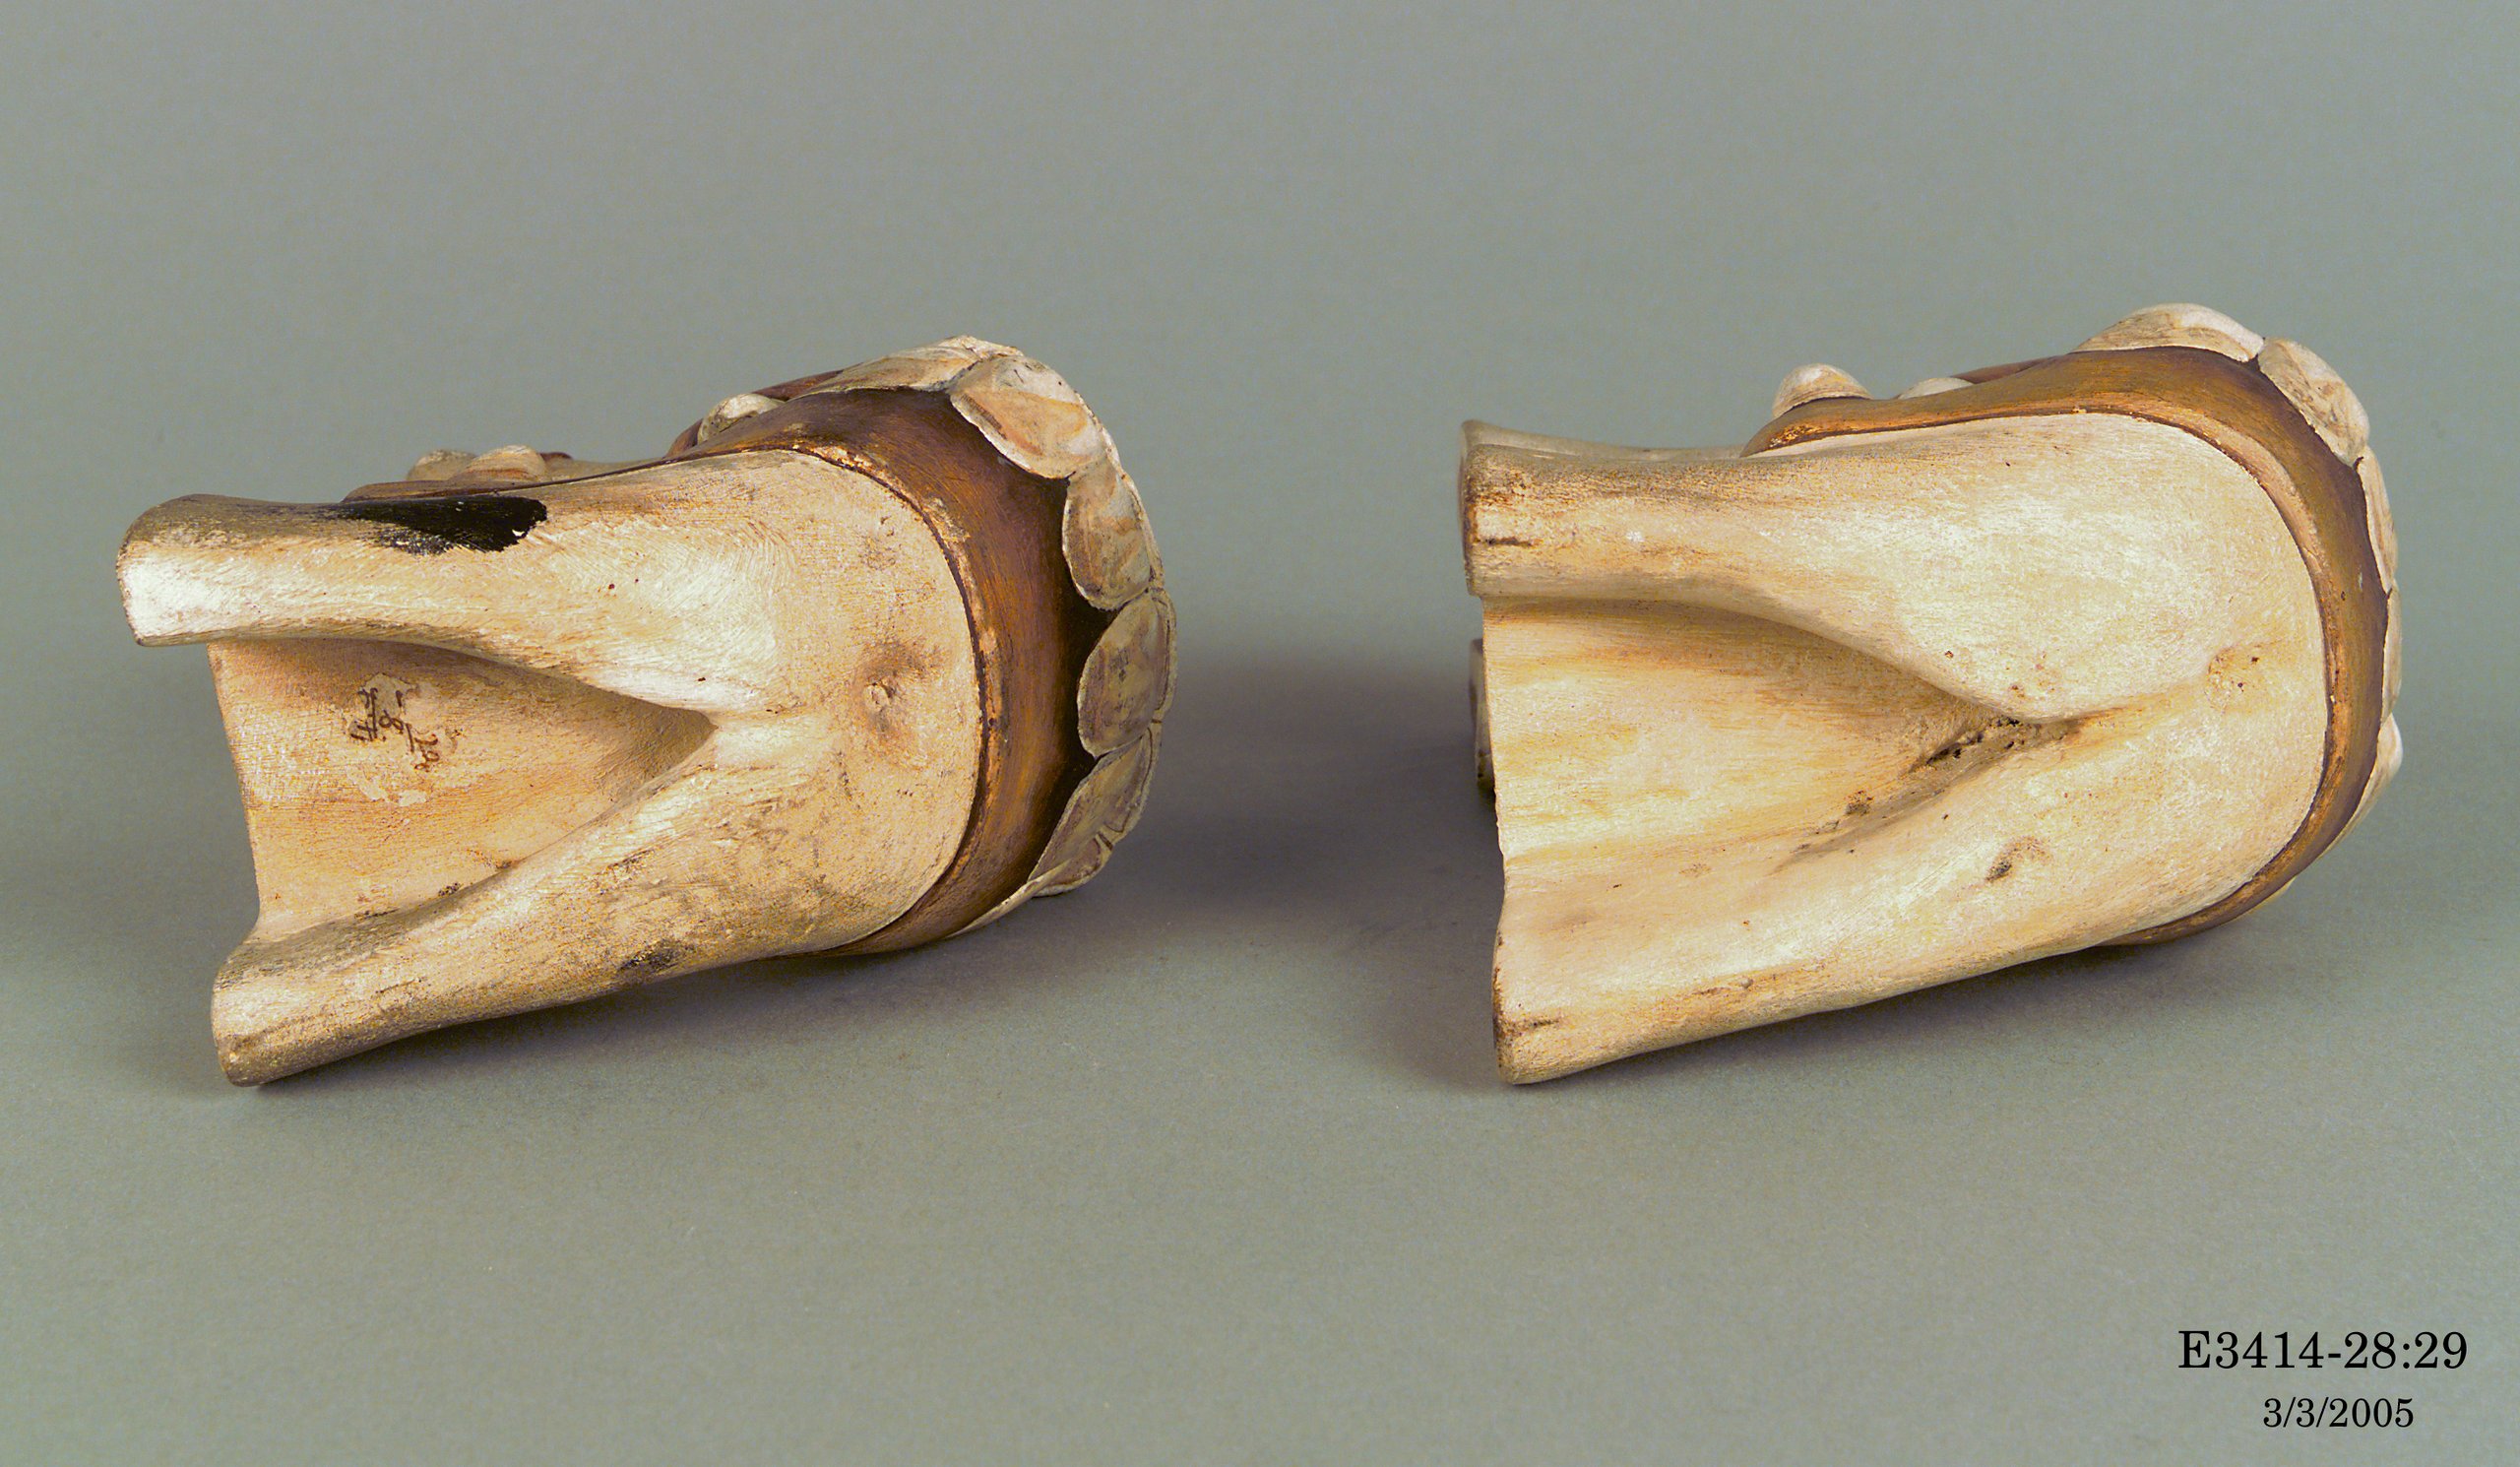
left=1745, top=347, right=2387, bottom=944
left=670, top=387, right=1106, bottom=952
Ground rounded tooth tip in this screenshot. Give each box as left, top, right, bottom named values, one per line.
left=695, top=392, right=781, bottom=443
left=2076, top=303, right=2263, bottom=360
left=952, top=352, right=1102, bottom=478
left=1895, top=376, right=1973, bottom=400
left=818, top=343, right=982, bottom=394
left=1031, top=730, right=1161, bottom=896
left=1771, top=364, right=1868, bottom=418
left=406, top=449, right=476, bottom=480
left=1061, top=453, right=1159, bottom=608
left=2255, top=338, right=2370, bottom=464
left=1076, top=589, right=1176, bottom=754
left=464, top=445, right=547, bottom=479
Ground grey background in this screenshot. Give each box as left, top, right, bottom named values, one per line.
left=2, top=2, right=2511, bottom=1461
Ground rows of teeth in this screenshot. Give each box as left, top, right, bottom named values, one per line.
left=697, top=337, right=1172, bottom=926
left=1766, top=301, right=2401, bottom=825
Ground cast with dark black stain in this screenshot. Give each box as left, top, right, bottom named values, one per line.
left=326, top=495, right=548, bottom=554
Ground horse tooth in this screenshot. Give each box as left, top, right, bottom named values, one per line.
left=1771, top=364, right=1868, bottom=417
left=1077, top=590, right=1175, bottom=755
left=951, top=352, right=1103, bottom=478
left=2076, top=303, right=2263, bottom=360
left=1062, top=451, right=1159, bottom=608
left=694, top=393, right=780, bottom=443
left=2255, top=338, right=2369, bottom=463
left=406, top=449, right=476, bottom=481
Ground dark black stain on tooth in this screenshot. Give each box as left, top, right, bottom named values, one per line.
left=326, top=495, right=548, bottom=553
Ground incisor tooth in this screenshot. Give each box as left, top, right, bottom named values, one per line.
left=463, top=445, right=549, bottom=480
left=695, top=393, right=780, bottom=444
left=406, top=449, right=476, bottom=480
left=1032, top=730, right=1160, bottom=897
left=1078, top=590, right=1175, bottom=755
left=815, top=338, right=1015, bottom=394
left=2256, top=338, right=2369, bottom=463
left=2076, top=303, right=2264, bottom=360
left=952, top=353, right=1104, bottom=479
left=1770, top=364, right=1868, bottom=418
left=1062, top=453, right=1159, bottom=608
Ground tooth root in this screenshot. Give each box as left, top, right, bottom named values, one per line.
left=1032, top=729, right=1160, bottom=897
left=695, top=393, right=781, bottom=444
left=1062, top=453, right=1159, bottom=608
left=2254, top=338, right=2370, bottom=463
left=951, top=353, right=1105, bottom=479
left=815, top=338, right=1016, bottom=394
left=1771, top=364, right=1868, bottom=418
left=407, top=449, right=477, bottom=480
left=2076, top=303, right=2264, bottom=360
left=1077, top=590, right=1176, bottom=755
left=1895, top=376, right=1973, bottom=399
left=2358, top=452, right=2397, bottom=596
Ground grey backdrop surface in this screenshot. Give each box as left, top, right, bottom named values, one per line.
left=2, top=2, right=2512, bottom=1462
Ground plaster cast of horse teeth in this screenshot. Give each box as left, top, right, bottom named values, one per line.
left=117, top=338, right=1166, bottom=1083
left=1461, top=306, right=2398, bottom=1082
left=2255, top=337, right=2370, bottom=464
left=1770, top=363, right=1869, bottom=417
left=1895, top=376, right=1972, bottom=399
left=2075, top=302, right=2265, bottom=360
left=949, top=352, right=1105, bottom=479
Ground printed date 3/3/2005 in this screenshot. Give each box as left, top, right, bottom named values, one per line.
left=2180, top=1330, right=2466, bottom=1370
left=2265, top=1397, right=2414, bottom=1429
